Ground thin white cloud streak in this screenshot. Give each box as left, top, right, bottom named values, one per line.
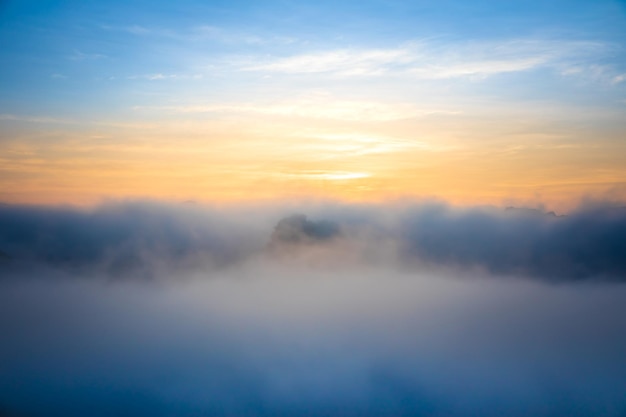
left=245, top=48, right=415, bottom=76
left=409, top=56, right=547, bottom=79
left=239, top=38, right=612, bottom=80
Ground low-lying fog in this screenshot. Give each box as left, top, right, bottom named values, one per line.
left=1, top=200, right=625, bottom=417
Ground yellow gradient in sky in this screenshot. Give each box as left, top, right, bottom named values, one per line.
left=2, top=101, right=625, bottom=211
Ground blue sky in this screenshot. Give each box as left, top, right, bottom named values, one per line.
left=2, top=0, right=625, bottom=117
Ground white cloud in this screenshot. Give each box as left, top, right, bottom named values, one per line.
left=237, top=38, right=608, bottom=80
left=410, top=56, right=548, bottom=79
left=244, top=48, right=415, bottom=76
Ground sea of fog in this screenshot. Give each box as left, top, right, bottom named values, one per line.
left=1, top=200, right=625, bottom=417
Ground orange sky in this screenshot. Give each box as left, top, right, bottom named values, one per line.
left=2, top=104, right=625, bottom=212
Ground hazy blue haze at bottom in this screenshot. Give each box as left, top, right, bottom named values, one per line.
left=1, top=268, right=626, bottom=416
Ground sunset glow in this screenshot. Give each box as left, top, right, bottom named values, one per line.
left=1, top=1, right=625, bottom=210
left=2, top=3, right=626, bottom=417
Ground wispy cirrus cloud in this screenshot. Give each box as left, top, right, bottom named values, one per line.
left=243, top=48, right=415, bottom=76
left=238, top=38, right=613, bottom=80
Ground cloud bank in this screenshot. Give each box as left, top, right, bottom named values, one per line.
left=1, top=200, right=626, bottom=417
left=1, top=200, right=625, bottom=281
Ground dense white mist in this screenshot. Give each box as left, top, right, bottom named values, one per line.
left=1, top=200, right=626, bottom=416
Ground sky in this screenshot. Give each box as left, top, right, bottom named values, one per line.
left=2, top=2, right=626, bottom=416
left=1, top=0, right=625, bottom=209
